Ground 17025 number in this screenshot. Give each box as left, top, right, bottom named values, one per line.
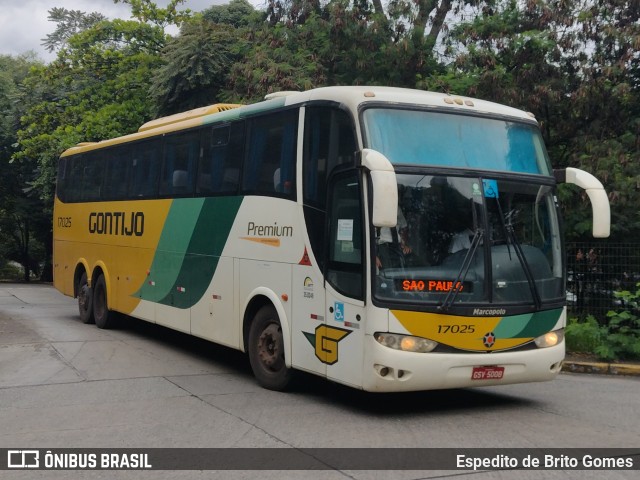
left=437, top=324, right=475, bottom=334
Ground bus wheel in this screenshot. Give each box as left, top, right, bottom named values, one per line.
left=93, top=275, right=117, bottom=329
left=78, top=272, right=94, bottom=324
left=248, top=305, right=292, bottom=391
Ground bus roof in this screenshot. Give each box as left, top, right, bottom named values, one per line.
left=61, top=86, right=536, bottom=157
left=282, top=86, right=536, bottom=122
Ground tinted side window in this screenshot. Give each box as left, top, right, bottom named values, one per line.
left=303, top=107, right=357, bottom=208
left=102, top=147, right=131, bottom=201
left=197, top=122, right=244, bottom=195
left=160, top=130, right=200, bottom=196
left=302, top=107, right=357, bottom=270
left=66, top=155, right=85, bottom=202
left=243, top=110, right=297, bottom=198
left=129, top=139, right=161, bottom=199
left=56, top=157, right=69, bottom=202
left=326, top=171, right=364, bottom=299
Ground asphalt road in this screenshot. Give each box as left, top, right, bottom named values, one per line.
left=1, top=283, right=639, bottom=479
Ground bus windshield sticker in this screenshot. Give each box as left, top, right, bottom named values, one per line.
left=337, top=219, right=354, bottom=241
left=482, top=179, right=499, bottom=198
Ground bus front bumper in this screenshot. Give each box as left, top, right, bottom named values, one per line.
left=362, top=335, right=565, bottom=392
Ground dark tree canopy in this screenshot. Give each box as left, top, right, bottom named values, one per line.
left=2, top=0, right=639, bottom=281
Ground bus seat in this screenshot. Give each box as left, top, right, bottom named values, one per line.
left=273, top=168, right=281, bottom=192
left=221, top=168, right=239, bottom=191
left=173, top=170, right=188, bottom=188
left=197, top=173, right=212, bottom=193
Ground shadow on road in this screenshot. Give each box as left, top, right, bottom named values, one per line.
left=87, top=313, right=535, bottom=417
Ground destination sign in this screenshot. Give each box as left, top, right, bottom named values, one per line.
left=396, top=279, right=473, bottom=293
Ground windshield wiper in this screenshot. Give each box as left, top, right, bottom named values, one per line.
left=439, top=228, right=484, bottom=312
left=504, top=221, right=542, bottom=309
left=494, top=202, right=542, bottom=309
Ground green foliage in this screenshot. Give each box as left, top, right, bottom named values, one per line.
left=599, top=285, right=640, bottom=361
left=4, top=0, right=640, bottom=280
left=0, top=53, right=47, bottom=281
left=566, top=285, right=640, bottom=361
left=565, top=316, right=606, bottom=354
left=150, top=19, right=244, bottom=115
left=447, top=0, right=640, bottom=243
left=8, top=6, right=172, bottom=280
left=202, top=0, right=260, bottom=27
left=113, top=0, right=191, bottom=27
left=13, top=19, right=166, bottom=204
left=41, top=8, right=107, bottom=53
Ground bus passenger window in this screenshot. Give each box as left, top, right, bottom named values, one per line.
left=197, top=122, right=244, bottom=196
left=103, top=147, right=130, bottom=201
left=56, top=157, right=68, bottom=202
left=160, top=131, right=199, bottom=196
left=243, top=110, right=297, bottom=198
left=81, top=152, right=104, bottom=202
left=129, top=140, right=160, bottom=198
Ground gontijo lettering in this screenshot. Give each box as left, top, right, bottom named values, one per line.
left=89, top=212, right=144, bottom=236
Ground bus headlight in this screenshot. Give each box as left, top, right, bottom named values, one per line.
left=374, top=333, right=438, bottom=353
left=534, top=329, right=564, bottom=348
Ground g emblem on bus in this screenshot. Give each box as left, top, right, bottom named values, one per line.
left=303, top=325, right=351, bottom=365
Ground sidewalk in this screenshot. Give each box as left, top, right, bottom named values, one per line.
left=562, top=355, right=640, bottom=376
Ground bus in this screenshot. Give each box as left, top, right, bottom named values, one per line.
left=53, top=87, right=610, bottom=392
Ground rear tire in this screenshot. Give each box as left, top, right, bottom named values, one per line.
left=93, top=274, right=117, bottom=329
left=77, top=272, right=94, bottom=324
left=248, top=305, right=292, bottom=391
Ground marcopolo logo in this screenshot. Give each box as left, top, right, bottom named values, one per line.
left=472, top=308, right=506, bottom=316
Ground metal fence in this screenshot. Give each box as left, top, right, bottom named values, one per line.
left=566, top=242, right=640, bottom=321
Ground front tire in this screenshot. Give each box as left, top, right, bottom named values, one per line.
left=93, top=274, right=117, bottom=329
left=77, top=272, right=94, bottom=324
left=248, top=305, right=292, bottom=391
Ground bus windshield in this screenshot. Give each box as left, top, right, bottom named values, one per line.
left=374, top=174, right=564, bottom=310
left=363, top=108, right=552, bottom=175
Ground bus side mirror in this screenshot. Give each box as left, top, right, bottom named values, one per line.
left=555, top=167, right=611, bottom=238
left=359, top=149, right=397, bottom=228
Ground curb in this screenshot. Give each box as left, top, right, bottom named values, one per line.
left=562, top=360, right=640, bottom=376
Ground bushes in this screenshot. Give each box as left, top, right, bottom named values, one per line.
left=566, top=283, right=640, bottom=361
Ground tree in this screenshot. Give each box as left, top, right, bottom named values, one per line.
left=41, top=7, right=107, bottom=53
left=0, top=53, right=46, bottom=280
left=439, top=0, right=640, bottom=242
left=11, top=8, right=178, bottom=280
left=14, top=18, right=167, bottom=204
left=113, top=0, right=191, bottom=27
left=150, top=18, right=248, bottom=115
left=203, top=0, right=259, bottom=27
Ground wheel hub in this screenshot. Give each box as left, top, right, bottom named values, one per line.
left=257, top=324, right=282, bottom=368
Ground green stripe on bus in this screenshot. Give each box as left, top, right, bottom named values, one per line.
left=134, top=198, right=205, bottom=303
left=202, top=98, right=287, bottom=126
left=158, top=196, right=243, bottom=309
left=493, top=308, right=562, bottom=339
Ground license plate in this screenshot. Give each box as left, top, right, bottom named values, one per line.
left=471, top=366, right=505, bottom=380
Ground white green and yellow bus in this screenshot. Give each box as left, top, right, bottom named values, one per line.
left=53, top=87, right=610, bottom=392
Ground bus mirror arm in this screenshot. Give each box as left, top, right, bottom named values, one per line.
left=358, top=149, right=398, bottom=228
left=554, top=167, right=611, bottom=238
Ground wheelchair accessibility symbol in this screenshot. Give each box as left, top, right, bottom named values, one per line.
left=334, top=302, right=344, bottom=322
left=482, top=179, right=499, bottom=198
